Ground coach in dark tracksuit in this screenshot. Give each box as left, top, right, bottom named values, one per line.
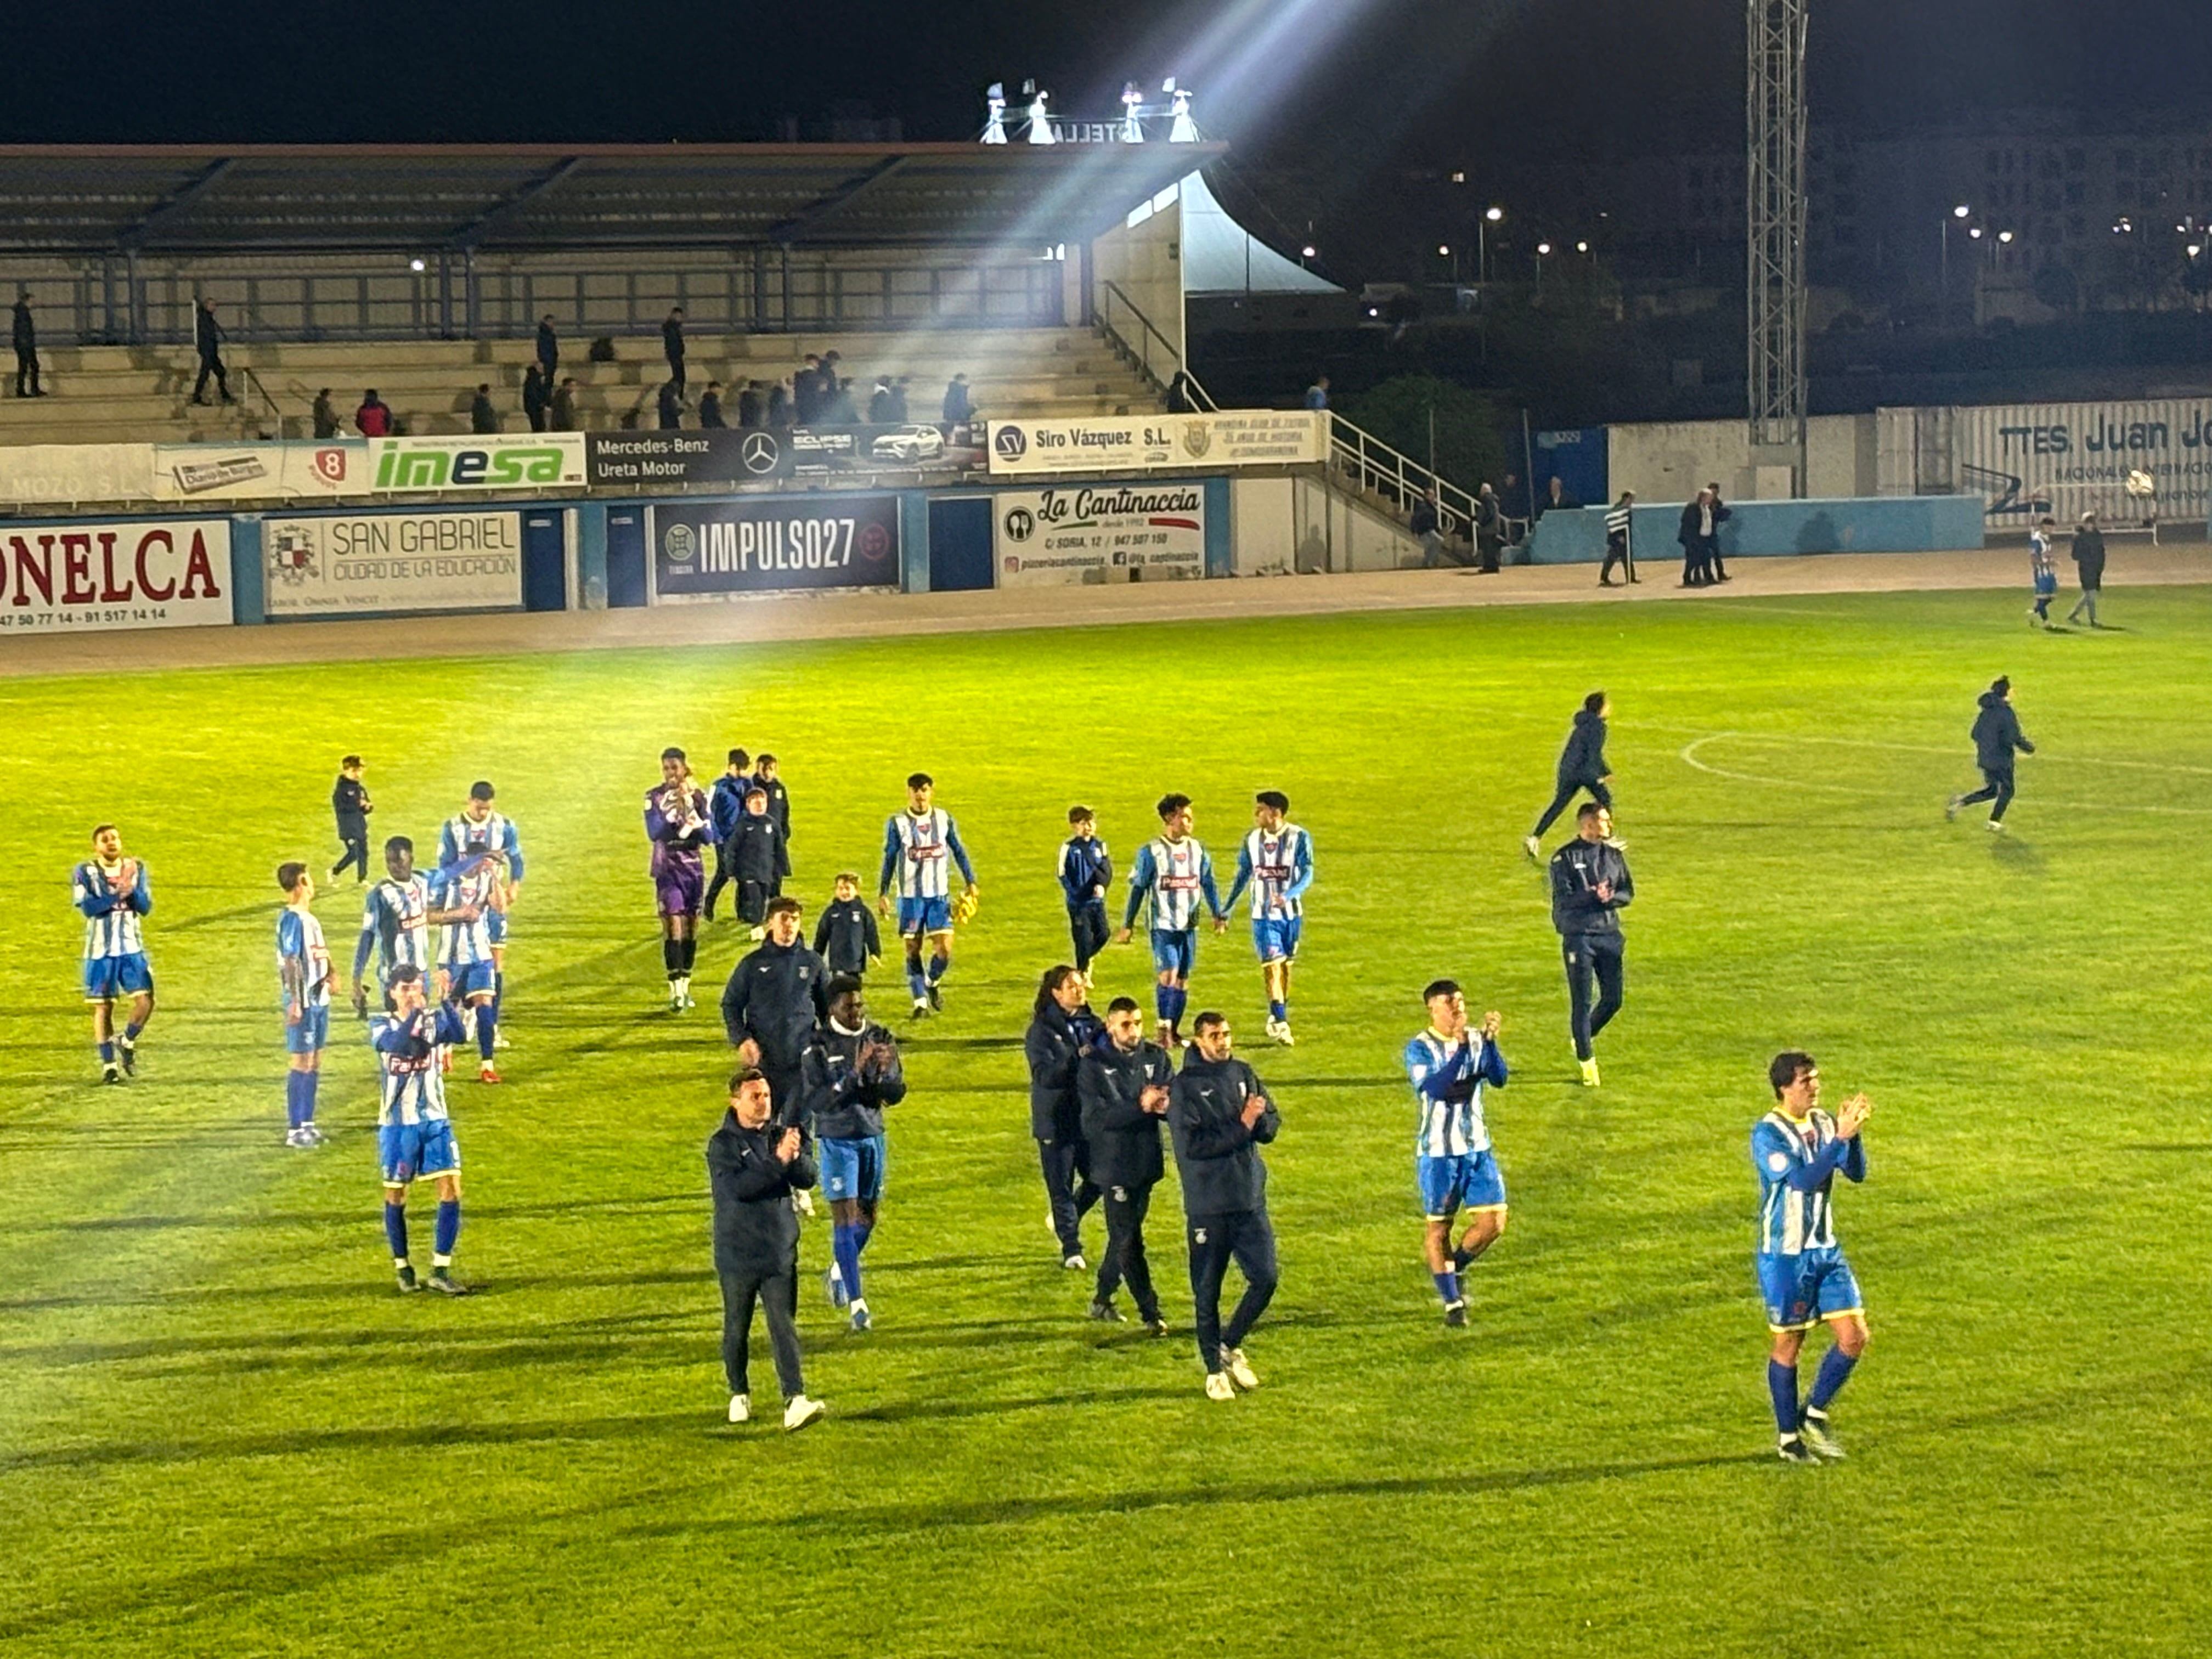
left=1025, top=966, right=1102, bottom=1268
left=1527, top=692, right=1613, bottom=851
left=1948, top=676, right=2035, bottom=829
left=1079, top=997, right=1176, bottom=1329
left=722, top=898, right=829, bottom=1129
left=1169, top=1014, right=1281, bottom=1394
left=1549, top=803, right=1633, bottom=1085
left=708, top=1069, right=818, bottom=1418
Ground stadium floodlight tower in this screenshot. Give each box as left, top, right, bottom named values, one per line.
left=1747, top=0, right=1809, bottom=496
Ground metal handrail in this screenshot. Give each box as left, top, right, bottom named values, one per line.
left=239, top=365, right=285, bottom=433
left=1096, top=279, right=1217, bottom=410
left=1325, top=414, right=1480, bottom=539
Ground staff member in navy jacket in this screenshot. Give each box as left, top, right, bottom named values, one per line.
left=1024, top=964, right=1102, bottom=1271
left=1079, top=996, right=1175, bottom=1331
left=1168, top=1012, right=1280, bottom=1401
left=707, top=1068, right=825, bottom=1431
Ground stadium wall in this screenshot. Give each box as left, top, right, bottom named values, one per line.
left=1604, top=414, right=1877, bottom=505
left=1522, top=496, right=1987, bottom=565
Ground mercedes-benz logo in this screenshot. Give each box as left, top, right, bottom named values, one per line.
left=741, top=432, right=780, bottom=475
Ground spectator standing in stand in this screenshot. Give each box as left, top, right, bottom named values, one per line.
left=521, top=364, right=550, bottom=433
left=737, top=380, right=765, bottom=428
left=12, top=291, right=42, bottom=398
left=766, top=381, right=791, bottom=428
left=312, top=388, right=341, bottom=439
left=190, top=296, right=230, bottom=405
left=794, top=355, right=823, bottom=425
left=1304, top=373, right=1330, bottom=411
left=868, top=376, right=895, bottom=424
left=535, top=314, right=560, bottom=382
left=889, top=377, right=911, bottom=423
left=657, top=380, right=684, bottom=431
left=470, top=384, right=499, bottom=435
left=1165, top=370, right=1198, bottom=413
left=1538, top=476, right=1581, bottom=520
left=942, top=372, right=973, bottom=426
left=551, top=377, right=579, bottom=432
left=355, top=390, right=394, bottom=438
left=699, top=381, right=726, bottom=428
left=662, top=307, right=686, bottom=397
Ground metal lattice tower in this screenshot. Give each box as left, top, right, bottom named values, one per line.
left=1747, top=0, right=1809, bottom=491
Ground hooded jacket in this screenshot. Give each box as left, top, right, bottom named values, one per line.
left=1024, top=999, right=1100, bottom=1141
left=1549, top=836, right=1633, bottom=938
left=1167, top=1050, right=1279, bottom=1217
left=2072, top=527, right=2107, bottom=586
left=1080, top=1039, right=1176, bottom=1189
left=1972, top=691, right=2035, bottom=771
left=707, top=1110, right=817, bottom=1273
left=1556, top=706, right=1610, bottom=785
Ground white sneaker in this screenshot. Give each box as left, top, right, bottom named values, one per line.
left=1223, top=1347, right=1260, bottom=1390
left=1274, top=1021, right=1295, bottom=1047
left=783, top=1394, right=826, bottom=1432
left=727, top=1393, right=751, bottom=1423
left=1986, top=819, right=2007, bottom=834
left=493, top=1030, right=512, bottom=1050
left=1063, top=1253, right=1087, bottom=1271
left=1521, top=834, right=1541, bottom=860
left=283, top=1127, right=308, bottom=1148
left=1204, top=1372, right=1236, bottom=1401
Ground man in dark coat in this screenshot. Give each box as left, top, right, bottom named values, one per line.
left=721, top=897, right=829, bottom=1128
left=662, top=307, right=686, bottom=397
left=707, top=1068, right=825, bottom=1430
left=1679, top=489, right=1717, bottom=585
left=469, top=384, right=499, bottom=435
left=521, top=364, right=550, bottom=433
left=535, top=315, right=560, bottom=382
left=1947, top=676, right=2035, bottom=832
left=1525, top=691, right=1613, bottom=857
left=1705, top=481, right=1734, bottom=582
left=12, top=291, right=42, bottom=397
left=1025, top=966, right=1102, bottom=1269
left=1079, top=996, right=1175, bottom=1330
left=191, top=297, right=230, bottom=404
left=1474, top=484, right=1504, bottom=573
left=698, top=381, right=726, bottom=428
left=2065, top=514, right=2107, bottom=628
left=1167, top=1012, right=1281, bottom=1400
left=657, top=380, right=684, bottom=430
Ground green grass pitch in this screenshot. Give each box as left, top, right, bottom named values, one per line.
left=3, top=586, right=2209, bottom=1656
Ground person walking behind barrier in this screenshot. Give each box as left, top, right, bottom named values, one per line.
left=551, top=377, right=579, bottom=432
left=535, top=314, right=560, bottom=382
left=13, top=291, right=43, bottom=397
left=1600, top=492, right=1637, bottom=585
left=1412, top=489, right=1447, bottom=569
left=470, top=384, right=499, bottom=435
left=663, top=307, right=686, bottom=398
left=1305, top=374, right=1330, bottom=411
left=2028, top=516, right=2058, bottom=627
left=1947, top=676, right=2034, bottom=833
left=738, top=381, right=765, bottom=428
left=699, top=381, right=726, bottom=428
left=312, top=388, right=341, bottom=439
left=2066, top=514, right=2107, bottom=628
left=1525, top=693, right=1612, bottom=859
left=657, top=380, right=684, bottom=431
left=942, top=373, right=973, bottom=426
left=1705, top=482, right=1734, bottom=582
left=191, top=297, right=230, bottom=405
left=355, top=390, right=394, bottom=438
left=521, top=364, right=549, bottom=433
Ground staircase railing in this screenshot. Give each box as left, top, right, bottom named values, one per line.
left=239, top=366, right=286, bottom=436
left=1096, top=280, right=1217, bottom=410
left=1325, top=414, right=1480, bottom=540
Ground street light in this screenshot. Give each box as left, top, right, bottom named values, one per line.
left=1576, top=240, right=1589, bottom=254
left=1534, top=240, right=1551, bottom=296
left=1941, top=203, right=1973, bottom=329
left=1480, top=205, right=1503, bottom=284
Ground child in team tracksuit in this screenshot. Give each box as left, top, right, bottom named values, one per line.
left=1057, top=806, right=1113, bottom=981
left=814, top=873, right=881, bottom=979
left=2028, top=516, right=2058, bottom=627
left=726, top=787, right=789, bottom=929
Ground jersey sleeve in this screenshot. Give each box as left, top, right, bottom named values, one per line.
left=877, top=818, right=900, bottom=896
left=130, top=864, right=153, bottom=915
left=1122, top=844, right=1156, bottom=929
left=1199, top=849, right=1224, bottom=918
left=502, top=819, right=524, bottom=882
left=71, top=865, right=109, bottom=917
left=1223, top=839, right=1254, bottom=914
left=1285, top=832, right=1314, bottom=900
left=944, top=816, right=977, bottom=885
left=437, top=821, right=460, bottom=867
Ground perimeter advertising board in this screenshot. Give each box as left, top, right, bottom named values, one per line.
left=993, top=482, right=1206, bottom=585
left=152, top=441, right=368, bottom=503
left=0, top=518, right=230, bottom=634
left=368, top=435, right=586, bottom=494
left=0, top=444, right=155, bottom=505
left=262, top=512, right=523, bottom=616
left=588, top=426, right=973, bottom=487
left=985, top=410, right=1327, bottom=476
left=652, top=496, right=901, bottom=598
left=1953, top=398, right=2212, bottom=515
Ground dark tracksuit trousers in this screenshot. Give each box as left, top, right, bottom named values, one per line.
left=1187, top=1208, right=1279, bottom=1373
left=1097, top=1180, right=1160, bottom=1319
left=1533, top=776, right=1613, bottom=839
left=1067, top=900, right=1110, bottom=974
left=1041, top=1137, right=1101, bottom=1258
left=1957, top=767, right=2016, bottom=821
left=332, top=817, right=370, bottom=882
left=719, top=1256, right=804, bottom=1398
left=1561, top=933, right=1624, bottom=1062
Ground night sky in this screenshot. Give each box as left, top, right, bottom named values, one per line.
left=16, top=1, right=2212, bottom=161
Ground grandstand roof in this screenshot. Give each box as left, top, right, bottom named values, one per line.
left=0, top=143, right=1228, bottom=255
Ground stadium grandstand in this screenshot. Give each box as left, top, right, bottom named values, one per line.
left=0, top=142, right=1232, bottom=444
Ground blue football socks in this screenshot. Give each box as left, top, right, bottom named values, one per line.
left=1432, top=1270, right=1462, bottom=1307
left=927, top=951, right=949, bottom=984
left=476, top=1007, right=497, bottom=1060
left=284, top=1070, right=304, bottom=1128
left=384, top=1202, right=410, bottom=1263
left=905, top=962, right=928, bottom=1001
left=1268, top=999, right=1287, bottom=1023
left=1808, top=1345, right=1858, bottom=1411
left=434, top=1199, right=461, bottom=1260
left=123, top=1019, right=145, bottom=1042
left=1767, top=1359, right=1801, bottom=1435
left=832, top=1222, right=864, bottom=1301
left=98, top=1040, right=116, bottom=1064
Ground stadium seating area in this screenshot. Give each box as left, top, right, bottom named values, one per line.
left=0, top=325, right=1164, bottom=445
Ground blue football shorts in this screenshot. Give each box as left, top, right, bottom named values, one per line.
left=819, top=1133, right=887, bottom=1204
left=1251, top=917, right=1302, bottom=963
left=1757, top=1248, right=1865, bottom=1333
left=285, top=1003, right=331, bottom=1055
left=380, top=1118, right=461, bottom=1187
left=1418, top=1149, right=1506, bottom=1219
left=83, top=951, right=153, bottom=1001
left=445, top=961, right=496, bottom=1000
left=1149, top=927, right=1198, bottom=977
left=898, top=896, right=952, bottom=938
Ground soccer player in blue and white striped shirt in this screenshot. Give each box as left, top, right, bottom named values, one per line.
left=1753, top=1051, right=1871, bottom=1464
left=1116, top=794, right=1227, bottom=1048
left=876, top=773, right=978, bottom=1019
left=371, top=965, right=472, bottom=1294
left=432, top=842, right=506, bottom=1084
left=1223, top=791, right=1313, bottom=1046
left=350, top=836, right=440, bottom=1018
left=1403, top=980, right=1509, bottom=1327
left=276, top=861, right=334, bottom=1147
left=72, top=823, right=155, bottom=1085
left=439, top=782, right=524, bottom=1043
